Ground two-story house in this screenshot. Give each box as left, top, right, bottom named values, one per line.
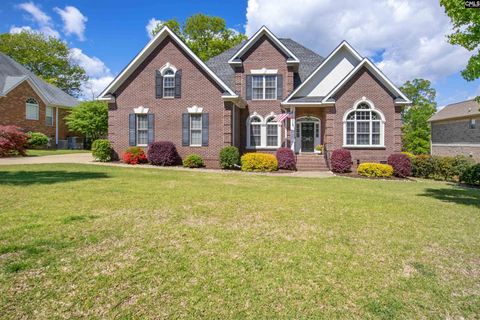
left=99, top=26, right=410, bottom=169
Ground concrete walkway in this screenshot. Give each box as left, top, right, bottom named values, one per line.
left=0, top=153, right=335, bottom=178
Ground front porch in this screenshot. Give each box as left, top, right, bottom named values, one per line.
left=287, top=107, right=328, bottom=155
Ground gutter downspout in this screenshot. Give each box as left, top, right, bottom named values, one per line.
left=55, top=107, right=59, bottom=146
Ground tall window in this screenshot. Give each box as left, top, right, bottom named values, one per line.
left=344, top=102, right=384, bottom=147
left=469, top=119, right=476, bottom=129
left=252, top=75, right=277, bottom=100
left=136, top=114, right=148, bottom=146
left=249, top=116, right=262, bottom=147
left=247, top=114, right=280, bottom=148
left=26, top=98, right=39, bottom=120
left=46, top=106, right=54, bottom=126
left=190, top=114, right=202, bottom=146
left=163, top=68, right=175, bottom=97
left=266, top=116, right=279, bottom=147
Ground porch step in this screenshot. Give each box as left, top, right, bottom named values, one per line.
left=296, top=154, right=330, bottom=171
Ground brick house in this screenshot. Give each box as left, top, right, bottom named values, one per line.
left=430, top=99, right=480, bottom=162
left=0, top=52, right=79, bottom=147
left=99, top=26, right=411, bottom=169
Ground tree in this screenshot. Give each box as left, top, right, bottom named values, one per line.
left=0, top=31, right=88, bottom=97
left=65, top=101, right=108, bottom=142
left=152, top=14, right=247, bottom=61
left=400, top=79, right=437, bottom=155
left=440, top=0, right=480, bottom=81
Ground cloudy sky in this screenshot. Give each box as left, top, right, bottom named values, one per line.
left=0, top=0, right=478, bottom=106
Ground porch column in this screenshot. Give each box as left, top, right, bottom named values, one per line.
left=290, top=107, right=296, bottom=151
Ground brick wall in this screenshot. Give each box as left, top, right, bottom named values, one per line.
left=431, top=117, right=480, bottom=144
left=0, top=81, right=72, bottom=142
left=432, top=145, right=480, bottom=162
left=109, top=36, right=230, bottom=167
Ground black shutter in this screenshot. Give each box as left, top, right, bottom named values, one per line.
left=246, top=75, right=252, bottom=100
left=129, top=114, right=136, bottom=146
left=202, top=113, right=209, bottom=146
left=155, top=70, right=163, bottom=98
left=175, top=70, right=182, bottom=98
left=182, top=113, right=190, bottom=146
left=277, top=74, right=283, bottom=100
left=147, top=113, right=155, bottom=144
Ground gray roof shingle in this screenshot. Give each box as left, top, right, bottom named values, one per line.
left=0, top=52, right=78, bottom=107
left=206, top=38, right=324, bottom=92
left=429, top=99, right=480, bottom=122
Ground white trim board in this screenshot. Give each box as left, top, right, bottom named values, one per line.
left=98, top=26, right=235, bottom=100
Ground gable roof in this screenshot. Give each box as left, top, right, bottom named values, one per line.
left=429, top=99, right=480, bottom=122
left=227, top=26, right=300, bottom=65
left=206, top=38, right=324, bottom=91
left=98, top=26, right=236, bottom=100
left=0, top=53, right=78, bottom=107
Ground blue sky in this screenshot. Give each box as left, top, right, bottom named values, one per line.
left=0, top=0, right=478, bottom=107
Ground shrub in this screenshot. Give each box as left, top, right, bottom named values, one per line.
left=357, top=163, right=394, bottom=178
left=432, top=156, right=457, bottom=180
left=183, top=154, right=204, bottom=168
left=412, top=155, right=434, bottom=178
left=147, top=141, right=180, bottom=166
left=276, top=147, right=296, bottom=171
left=122, top=147, right=147, bottom=165
left=401, top=151, right=416, bottom=160
left=330, top=149, right=352, bottom=173
left=219, top=146, right=240, bottom=169
left=91, top=139, right=112, bottom=162
left=27, top=131, right=49, bottom=148
left=460, top=164, right=480, bottom=186
left=241, top=153, right=278, bottom=172
left=0, top=125, right=28, bottom=157
left=453, top=155, right=475, bottom=177
left=387, top=153, right=412, bottom=178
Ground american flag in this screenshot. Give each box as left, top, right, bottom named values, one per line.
left=274, top=112, right=293, bottom=122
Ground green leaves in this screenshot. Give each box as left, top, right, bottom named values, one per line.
left=65, top=101, right=108, bottom=141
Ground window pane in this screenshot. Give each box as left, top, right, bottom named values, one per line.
left=164, top=87, right=175, bottom=97
left=356, top=111, right=370, bottom=120
left=357, top=121, right=370, bottom=133
left=191, top=114, right=202, bottom=130
left=137, top=130, right=148, bottom=145
left=164, top=77, right=175, bottom=87
left=265, top=76, right=276, bottom=88
left=372, top=134, right=380, bottom=145
left=137, top=115, right=148, bottom=130
left=372, top=121, right=380, bottom=133
left=265, top=88, right=276, bottom=99
left=357, top=134, right=370, bottom=145
left=346, top=134, right=355, bottom=145
left=252, top=76, right=263, bottom=88
left=357, top=103, right=370, bottom=110
left=191, top=130, right=202, bottom=145
left=250, top=124, right=261, bottom=146
left=346, top=122, right=354, bottom=133
left=252, top=88, right=263, bottom=99
left=372, top=112, right=380, bottom=120
left=26, top=104, right=39, bottom=120
left=164, top=69, right=174, bottom=75
left=46, top=107, right=53, bottom=126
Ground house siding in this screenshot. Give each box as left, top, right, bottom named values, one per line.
left=108, top=36, right=229, bottom=167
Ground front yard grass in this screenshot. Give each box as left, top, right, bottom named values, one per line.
left=0, top=164, right=479, bottom=319
left=26, top=149, right=90, bottom=157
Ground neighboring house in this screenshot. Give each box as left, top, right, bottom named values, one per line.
left=430, top=99, right=480, bottom=162
left=99, top=26, right=410, bottom=169
left=0, top=52, right=79, bottom=147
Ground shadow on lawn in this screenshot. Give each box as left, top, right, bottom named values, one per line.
left=419, top=187, right=480, bottom=208
left=0, top=170, right=109, bottom=185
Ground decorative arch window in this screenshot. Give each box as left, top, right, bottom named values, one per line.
left=343, top=100, right=385, bottom=147
left=162, top=68, right=176, bottom=97
left=248, top=115, right=262, bottom=147
left=265, top=116, right=280, bottom=147
left=247, top=113, right=281, bottom=148
left=25, top=98, right=39, bottom=120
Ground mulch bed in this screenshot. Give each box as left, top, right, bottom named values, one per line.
left=334, top=171, right=414, bottom=181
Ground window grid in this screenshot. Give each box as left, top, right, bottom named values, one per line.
left=345, top=103, right=382, bottom=146
left=248, top=115, right=279, bottom=148
left=469, top=119, right=476, bottom=129
left=266, top=117, right=279, bottom=147
left=190, top=114, right=202, bottom=146
left=26, top=98, right=39, bottom=120
left=251, top=75, right=277, bottom=100
left=46, top=106, right=54, bottom=126
left=136, top=115, right=148, bottom=146
left=163, top=69, right=175, bottom=98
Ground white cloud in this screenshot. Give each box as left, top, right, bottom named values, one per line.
left=15, top=2, right=60, bottom=38
left=146, top=18, right=162, bottom=39
left=245, top=0, right=472, bottom=84
left=9, top=25, right=33, bottom=34
left=54, top=6, right=87, bottom=41
left=81, top=76, right=114, bottom=100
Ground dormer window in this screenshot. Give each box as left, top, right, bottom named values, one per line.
left=163, top=68, right=175, bottom=98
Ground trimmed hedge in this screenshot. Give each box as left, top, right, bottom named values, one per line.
left=401, top=151, right=416, bottom=160
left=147, top=141, right=180, bottom=166
left=122, top=147, right=147, bottom=165
left=331, top=148, right=352, bottom=173
left=412, top=155, right=435, bottom=178
left=276, top=147, right=296, bottom=171
left=0, top=125, right=28, bottom=157
left=27, top=131, right=49, bottom=148
left=357, top=163, right=394, bottom=178
left=219, top=146, right=240, bottom=169
left=460, top=163, right=480, bottom=186
left=183, top=154, right=204, bottom=168
left=388, top=153, right=411, bottom=177
left=241, top=153, right=278, bottom=172
left=411, top=154, right=474, bottom=181
left=91, top=139, right=112, bottom=162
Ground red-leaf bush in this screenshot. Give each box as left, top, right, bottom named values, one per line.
left=147, top=141, right=180, bottom=166
left=330, top=148, right=352, bottom=173
left=0, top=125, right=28, bottom=157
left=387, top=153, right=412, bottom=178
left=276, top=147, right=296, bottom=171
left=122, top=147, right=147, bottom=165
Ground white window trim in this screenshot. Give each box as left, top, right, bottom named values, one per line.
left=45, top=106, right=54, bottom=126
left=342, top=98, right=385, bottom=148
left=469, top=118, right=476, bottom=129
left=162, top=67, right=176, bottom=98
left=246, top=113, right=281, bottom=149
left=295, top=116, right=321, bottom=153
left=136, top=114, right=148, bottom=147
left=252, top=75, right=277, bottom=101
left=189, top=113, right=202, bottom=147
left=25, top=98, right=39, bottom=121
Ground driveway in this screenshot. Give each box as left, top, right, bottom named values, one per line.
left=0, top=153, right=94, bottom=165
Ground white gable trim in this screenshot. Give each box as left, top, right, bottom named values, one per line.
left=228, top=26, right=300, bottom=65
left=2, top=76, right=52, bottom=105
left=322, top=58, right=411, bottom=104
left=98, top=26, right=235, bottom=100
left=283, top=41, right=362, bottom=104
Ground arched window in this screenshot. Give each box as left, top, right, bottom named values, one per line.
left=246, top=113, right=281, bottom=149
left=343, top=101, right=384, bottom=147
left=162, top=68, right=175, bottom=97
left=265, top=116, right=280, bottom=147
left=25, top=98, right=39, bottom=120
left=248, top=115, right=262, bottom=147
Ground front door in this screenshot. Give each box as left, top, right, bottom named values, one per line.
left=301, top=122, right=315, bottom=152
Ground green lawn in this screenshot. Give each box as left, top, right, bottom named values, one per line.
left=0, top=164, right=479, bottom=319
left=26, top=149, right=90, bottom=157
